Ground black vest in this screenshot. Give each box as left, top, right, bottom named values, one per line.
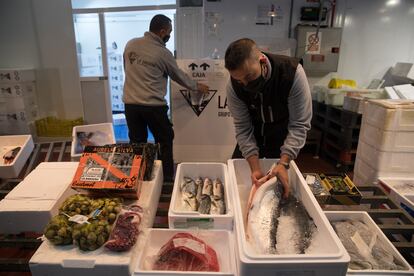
left=231, top=53, right=298, bottom=157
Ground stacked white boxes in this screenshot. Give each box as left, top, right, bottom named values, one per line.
left=228, top=159, right=350, bottom=276
left=0, top=69, right=38, bottom=135
left=354, top=100, right=414, bottom=186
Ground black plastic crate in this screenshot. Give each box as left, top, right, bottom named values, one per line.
left=326, top=119, right=360, bottom=141
left=327, top=105, right=362, bottom=128
left=325, top=128, right=359, bottom=150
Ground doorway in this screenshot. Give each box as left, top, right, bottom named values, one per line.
left=72, top=4, right=176, bottom=142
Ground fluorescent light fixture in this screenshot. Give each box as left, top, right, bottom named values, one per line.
left=386, top=0, right=400, bottom=7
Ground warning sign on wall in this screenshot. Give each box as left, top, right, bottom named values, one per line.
left=306, top=32, right=322, bottom=54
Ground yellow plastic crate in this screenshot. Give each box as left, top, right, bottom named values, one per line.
left=35, top=117, right=84, bottom=137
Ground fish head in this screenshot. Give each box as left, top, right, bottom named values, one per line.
left=3, top=147, right=21, bottom=164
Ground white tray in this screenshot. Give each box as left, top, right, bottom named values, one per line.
left=134, top=229, right=236, bottom=276
left=0, top=135, right=34, bottom=178
left=168, top=162, right=234, bottom=230
left=70, top=123, right=116, bottom=159
left=378, top=177, right=414, bottom=218
left=228, top=158, right=350, bottom=276
left=325, top=211, right=413, bottom=275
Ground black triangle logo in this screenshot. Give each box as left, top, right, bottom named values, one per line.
left=179, top=90, right=217, bottom=117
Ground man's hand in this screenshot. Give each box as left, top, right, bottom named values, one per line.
left=251, top=169, right=265, bottom=187
left=269, top=164, right=289, bottom=199
left=197, top=83, right=209, bottom=94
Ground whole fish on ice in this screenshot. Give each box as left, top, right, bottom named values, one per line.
left=180, top=177, right=198, bottom=211
left=211, top=178, right=226, bottom=215
left=246, top=177, right=316, bottom=254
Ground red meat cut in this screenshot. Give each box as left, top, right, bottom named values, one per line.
left=153, top=232, right=220, bottom=272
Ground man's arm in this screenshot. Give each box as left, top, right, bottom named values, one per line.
left=280, top=64, right=312, bottom=160
left=227, top=83, right=264, bottom=183
left=163, top=51, right=198, bottom=91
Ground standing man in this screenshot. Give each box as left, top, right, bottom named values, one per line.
left=224, top=38, right=312, bottom=198
left=123, top=14, right=209, bottom=182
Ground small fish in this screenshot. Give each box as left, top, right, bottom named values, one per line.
left=198, top=195, right=211, bottom=214
left=202, top=178, right=213, bottom=196
left=195, top=177, right=203, bottom=204
left=212, top=178, right=224, bottom=200
left=183, top=196, right=198, bottom=212
left=181, top=177, right=198, bottom=211
left=210, top=198, right=226, bottom=215
left=3, top=147, right=21, bottom=165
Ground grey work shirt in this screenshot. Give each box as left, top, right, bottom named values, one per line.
left=226, top=62, right=312, bottom=160
left=123, top=32, right=197, bottom=106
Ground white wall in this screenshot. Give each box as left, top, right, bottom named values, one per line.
left=337, top=0, right=414, bottom=87
left=0, top=0, right=40, bottom=68
left=199, top=0, right=414, bottom=88
left=0, top=0, right=83, bottom=120
left=203, top=0, right=292, bottom=58
left=31, top=0, right=83, bottom=119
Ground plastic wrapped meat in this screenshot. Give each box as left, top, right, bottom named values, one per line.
left=105, top=206, right=142, bottom=252
left=332, top=220, right=407, bottom=270
left=153, top=233, right=219, bottom=272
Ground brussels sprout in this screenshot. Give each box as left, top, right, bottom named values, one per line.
left=72, top=229, right=81, bottom=240
left=87, top=232, right=97, bottom=243
left=45, top=229, right=55, bottom=239
left=57, top=227, right=68, bottom=238
left=97, top=235, right=106, bottom=246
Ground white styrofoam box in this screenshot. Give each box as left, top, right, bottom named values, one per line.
left=378, top=177, right=414, bottom=218
left=343, top=96, right=366, bottom=114
left=134, top=229, right=237, bottom=276
left=356, top=140, right=414, bottom=173
left=359, top=120, right=414, bottom=152
left=70, top=123, right=116, bottom=159
left=168, top=162, right=233, bottom=230
left=0, top=162, right=78, bottom=233
left=29, top=160, right=164, bottom=276
left=384, top=87, right=401, bottom=100
left=139, top=160, right=163, bottom=228
left=0, top=135, right=34, bottom=178
left=0, top=68, right=36, bottom=83
left=325, top=211, right=414, bottom=275
left=362, top=99, right=414, bottom=131
left=394, top=84, right=414, bottom=100
left=228, top=159, right=350, bottom=276
left=352, top=158, right=414, bottom=186
left=325, top=89, right=384, bottom=106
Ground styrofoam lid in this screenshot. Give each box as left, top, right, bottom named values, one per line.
left=368, top=99, right=414, bottom=109
left=0, top=198, right=56, bottom=210
left=5, top=165, right=77, bottom=200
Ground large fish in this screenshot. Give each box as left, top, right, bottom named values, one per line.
left=247, top=177, right=316, bottom=254
left=276, top=194, right=316, bottom=254
left=246, top=177, right=281, bottom=254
